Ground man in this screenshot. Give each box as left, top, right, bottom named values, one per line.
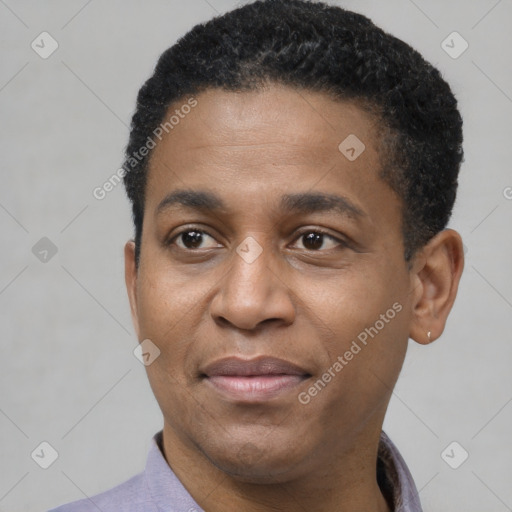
left=50, top=0, right=464, bottom=510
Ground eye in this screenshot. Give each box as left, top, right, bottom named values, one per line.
left=170, top=229, right=220, bottom=250
left=167, top=227, right=347, bottom=252
left=292, top=230, right=346, bottom=251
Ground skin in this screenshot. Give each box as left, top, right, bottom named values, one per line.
left=124, top=83, right=464, bottom=512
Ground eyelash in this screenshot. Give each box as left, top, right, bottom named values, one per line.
left=167, top=227, right=348, bottom=252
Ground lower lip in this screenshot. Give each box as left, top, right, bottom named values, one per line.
left=205, top=375, right=307, bottom=401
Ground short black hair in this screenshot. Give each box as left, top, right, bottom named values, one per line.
left=123, top=0, right=463, bottom=266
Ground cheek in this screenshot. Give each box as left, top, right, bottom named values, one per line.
left=306, top=263, right=409, bottom=409
left=136, top=262, right=202, bottom=335
left=308, top=263, right=404, bottom=344
left=136, top=268, right=206, bottom=426
left=134, top=268, right=201, bottom=380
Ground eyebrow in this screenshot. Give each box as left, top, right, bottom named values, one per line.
left=155, top=189, right=366, bottom=219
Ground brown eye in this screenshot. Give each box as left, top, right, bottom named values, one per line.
left=172, top=230, right=219, bottom=250
left=302, top=232, right=323, bottom=250
left=293, top=230, right=345, bottom=251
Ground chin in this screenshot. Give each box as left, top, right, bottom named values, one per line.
left=199, top=436, right=308, bottom=484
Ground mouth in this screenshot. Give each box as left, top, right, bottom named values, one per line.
left=200, top=356, right=311, bottom=402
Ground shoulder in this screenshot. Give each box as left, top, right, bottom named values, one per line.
left=47, top=470, right=154, bottom=512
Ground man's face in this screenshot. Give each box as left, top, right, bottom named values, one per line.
left=126, top=84, right=416, bottom=481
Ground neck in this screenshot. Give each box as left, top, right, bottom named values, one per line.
left=160, top=420, right=392, bottom=512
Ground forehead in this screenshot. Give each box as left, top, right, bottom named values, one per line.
left=154, top=85, right=379, bottom=163
left=144, top=84, right=397, bottom=225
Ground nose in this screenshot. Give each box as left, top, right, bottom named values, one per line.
left=209, top=239, right=296, bottom=331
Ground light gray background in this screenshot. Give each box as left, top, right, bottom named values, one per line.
left=1, top=0, right=511, bottom=511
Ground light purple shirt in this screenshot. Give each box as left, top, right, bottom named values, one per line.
left=49, top=430, right=422, bottom=511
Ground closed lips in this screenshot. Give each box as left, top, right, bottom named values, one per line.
left=201, top=357, right=311, bottom=377
left=201, top=357, right=311, bottom=402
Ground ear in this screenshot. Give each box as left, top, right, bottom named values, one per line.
left=408, top=229, right=464, bottom=345
left=124, top=240, right=141, bottom=340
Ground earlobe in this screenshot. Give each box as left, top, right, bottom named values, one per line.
left=408, top=229, right=464, bottom=345
left=124, top=240, right=141, bottom=339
